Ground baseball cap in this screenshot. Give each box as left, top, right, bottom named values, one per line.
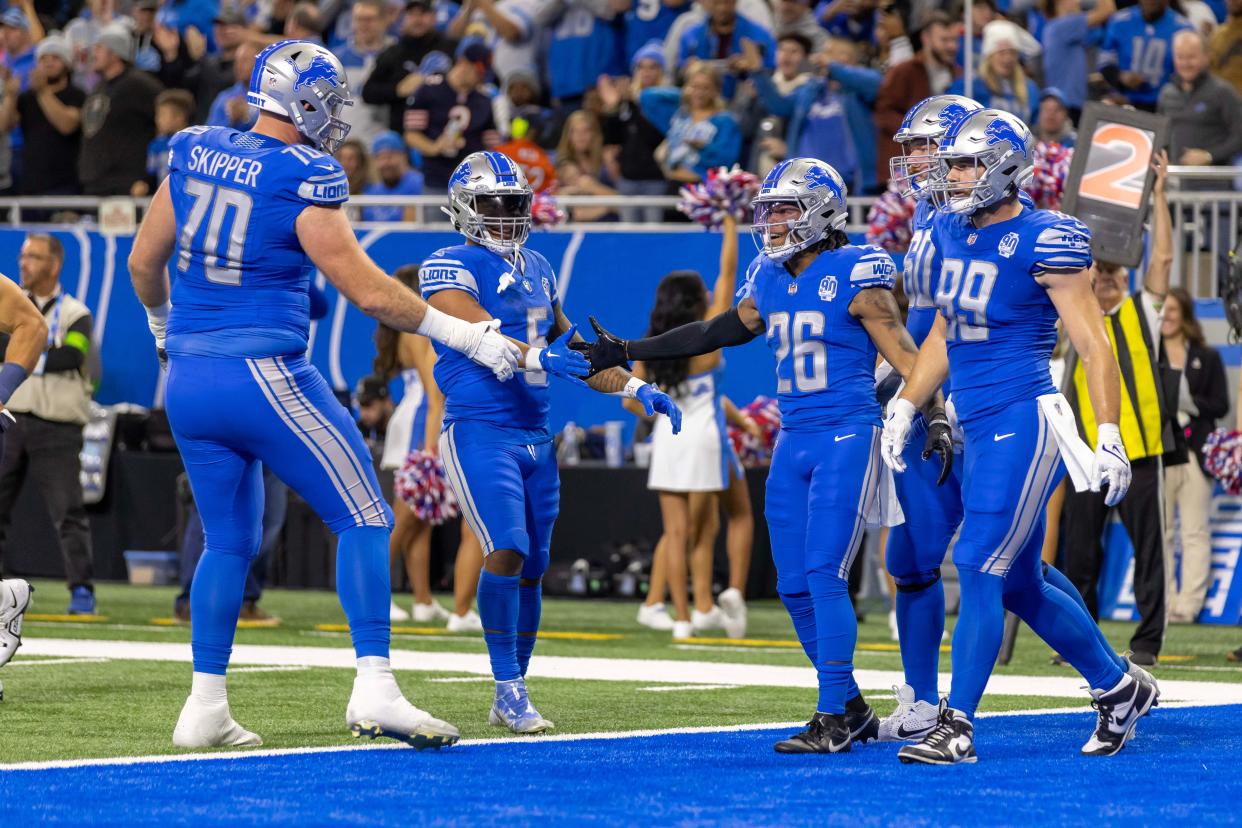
left=0, top=8, right=28, bottom=29
left=631, top=39, right=666, bottom=71
left=419, top=49, right=450, bottom=75
left=371, top=131, right=405, bottom=156
left=455, top=35, right=491, bottom=66
left=1040, top=86, right=1068, bottom=108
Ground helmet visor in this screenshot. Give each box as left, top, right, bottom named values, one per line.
left=471, top=192, right=532, bottom=248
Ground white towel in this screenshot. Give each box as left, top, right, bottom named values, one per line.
left=1037, top=392, right=1095, bottom=493
left=866, top=463, right=906, bottom=528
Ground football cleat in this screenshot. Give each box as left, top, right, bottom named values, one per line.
left=347, top=673, right=460, bottom=750
left=636, top=602, right=674, bottom=631
left=173, top=696, right=263, bottom=748
left=846, top=698, right=880, bottom=745
left=389, top=600, right=410, bottom=622
left=774, top=712, right=853, bottom=754
left=0, top=579, right=33, bottom=668
left=1082, top=674, right=1155, bottom=757
left=67, top=585, right=95, bottom=615
left=1124, top=654, right=1160, bottom=711
left=877, top=684, right=940, bottom=742
left=489, top=678, right=554, bottom=734
left=691, top=606, right=726, bottom=632
left=898, top=701, right=977, bottom=764
left=447, top=610, right=483, bottom=633
left=412, top=601, right=450, bottom=623
left=717, top=588, right=748, bottom=639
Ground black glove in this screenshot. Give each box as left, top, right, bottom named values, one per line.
left=157, top=346, right=168, bottom=372
left=922, top=413, right=953, bottom=486
left=569, top=316, right=630, bottom=376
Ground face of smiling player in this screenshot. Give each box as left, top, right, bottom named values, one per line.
left=756, top=201, right=802, bottom=249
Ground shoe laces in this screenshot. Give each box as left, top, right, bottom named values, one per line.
left=923, top=705, right=958, bottom=746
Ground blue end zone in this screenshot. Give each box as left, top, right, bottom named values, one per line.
left=3, top=706, right=1241, bottom=825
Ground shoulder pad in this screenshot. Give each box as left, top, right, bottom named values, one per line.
left=850, top=246, right=897, bottom=289
left=283, top=148, right=348, bottom=206
left=420, top=249, right=480, bottom=300
left=1030, top=213, right=1093, bottom=273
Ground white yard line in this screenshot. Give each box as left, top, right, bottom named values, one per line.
left=427, top=677, right=494, bottom=683
left=21, top=637, right=1242, bottom=706
left=228, top=666, right=310, bottom=674
left=5, top=657, right=110, bottom=668
left=637, top=684, right=740, bottom=692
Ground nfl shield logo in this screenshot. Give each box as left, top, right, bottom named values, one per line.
left=542, top=277, right=551, bottom=298
left=523, top=277, right=534, bottom=292
left=999, top=232, right=1020, bottom=259
left=787, top=281, right=798, bottom=295
left=818, top=274, right=838, bottom=302
left=967, top=233, right=978, bottom=246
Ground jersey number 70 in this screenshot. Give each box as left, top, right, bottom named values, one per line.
left=935, top=259, right=997, bottom=341
left=178, top=178, right=255, bottom=286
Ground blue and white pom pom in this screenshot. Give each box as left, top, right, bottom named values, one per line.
left=394, top=449, right=461, bottom=525
left=677, top=165, right=760, bottom=230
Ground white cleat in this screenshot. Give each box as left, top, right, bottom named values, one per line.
left=346, top=673, right=460, bottom=750
left=717, top=588, right=748, bottom=639
left=412, top=601, right=450, bottom=623
left=447, top=610, right=483, bottom=633
left=0, top=579, right=33, bottom=668
left=637, top=602, right=675, bottom=631
left=172, top=696, right=263, bottom=748
left=672, top=620, right=693, bottom=640
left=488, top=678, right=554, bottom=734
left=877, top=683, right=940, bottom=742
left=389, top=600, right=410, bottom=623
left=692, top=605, right=726, bottom=632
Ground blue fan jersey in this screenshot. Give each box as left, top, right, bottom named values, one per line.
left=1097, top=6, right=1193, bottom=107
left=420, top=244, right=558, bottom=437
left=165, top=126, right=348, bottom=358
left=740, top=245, right=898, bottom=431
left=624, top=0, right=680, bottom=63
left=930, top=208, right=1092, bottom=426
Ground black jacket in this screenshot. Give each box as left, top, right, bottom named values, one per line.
left=361, top=33, right=457, bottom=132
left=1160, top=340, right=1230, bottom=470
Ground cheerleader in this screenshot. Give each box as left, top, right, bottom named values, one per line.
left=376, top=265, right=483, bottom=631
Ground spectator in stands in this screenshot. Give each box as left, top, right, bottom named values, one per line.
left=339, top=0, right=395, bottom=146
left=752, top=35, right=881, bottom=193
left=600, top=41, right=670, bottom=224
left=362, top=130, right=424, bottom=221
left=663, top=0, right=775, bottom=69
left=1098, top=0, right=1193, bottom=111
left=2, top=6, right=39, bottom=89
left=131, top=0, right=205, bottom=88
left=816, top=0, right=877, bottom=48
left=494, top=68, right=554, bottom=147
left=0, top=233, right=96, bottom=615
left=1041, top=0, right=1116, bottom=122
left=446, top=0, right=542, bottom=83
left=958, top=0, right=997, bottom=68
left=162, top=0, right=218, bottom=52
left=185, top=9, right=247, bottom=124
left=134, top=88, right=193, bottom=196
left=0, top=35, right=83, bottom=197
left=363, top=0, right=456, bottom=133
left=874, top=10, right=959, bottom=187
left=495, top=106, right=557, bottom=191
left=336, top=136, right=373, bottom=221
left=773, top=0, right=827, bottom=53
left=555, top=110, right=619, bottom=222
left=1161, top=285, right=1229, bottom=624
left=948, top=19, right=1040, bottom=122
left=642, top=63, right=741, bottom=184
left=542, top=0, right=624, bottom=109
left=677, top=0, right=775, bottom=99
left=79, top=23, right=163, bottom=196
left=206, top=41, right=258, bottom=131
left=1158, top=30, right=1242, bottom=168
left=284, top=2, right=325, bottom=42
left=1211, top=0, right=1241, bottom=95
left=403, top=38, right=498, bottom=191
left=1035, top=86, right=1077, bottom=147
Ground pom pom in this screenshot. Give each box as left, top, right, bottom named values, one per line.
left=394, top=449, right=461, bottom=525
left=865, top=187, right=916, bottom=253
left=1024, top=142, right=1073, bottom=211
left=725, top=396, right=781, bottom=467
left=1203, top=428, right=1242, bottom=495
left=677, top=165, right=761, bottom=230
left=531, top=191, right=566, bottom=228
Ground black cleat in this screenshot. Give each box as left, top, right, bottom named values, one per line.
left=1082, top=675, right=1156, bottom=756
left=845, top=703, right=880, bottom=745
left=774, top=712, right=852, bottom=754
left=897, top=701, right=977, bottom=765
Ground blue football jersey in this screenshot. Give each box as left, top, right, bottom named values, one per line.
left=165, top=126, right=348, bottom=358
left=1097, top=7, right=1192, bottom=106
left=904, top=199, right=940, bottom=347
left=739, top=244, right=897, bottom=432
left=420, top=244, right=558, bottom=436
left=930, top=207, right=1092, bottom=426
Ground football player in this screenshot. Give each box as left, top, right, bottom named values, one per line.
left=881, top=109, right=1157, bottom=763
left=423, top=150, right=682, bottom=733
left=580, top=159, right=947, bottom=754
left=128, top=40, right=523, bottom=749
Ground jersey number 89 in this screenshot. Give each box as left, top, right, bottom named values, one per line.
left=768, top=311, right=828, bottom=393
left=935, top=259, right=997, bottom=342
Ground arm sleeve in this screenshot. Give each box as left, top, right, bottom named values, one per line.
left=1205, top=85, right=1242, bottom=163
left=42, top=315, right=90, bottom=373
left=295, top=155, right=350, bottom=206
left=750, top=71, right=796, bottom=119
left=1195, top=346, right=1231, bottom=421
left=627, top=307, right=759, bottom=361
left=827, top=64, right=882, bottom=102
left=638, top=87, right=680, bottom=134
left=419, top=257, right=481, bottom=300
left=1097, top=18, right=1120, bottom=70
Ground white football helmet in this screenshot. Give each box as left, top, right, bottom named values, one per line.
left=444, top=151, right=532, bottom=257
left=750, top=158, right=848, bottom=263
left=928, top=109, right=1035, bottom=215
left=248, top=40, right=352, bottom=154
left=890, top=95, right=981, bottom=199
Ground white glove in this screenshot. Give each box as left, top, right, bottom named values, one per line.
left=145, top=301, right=170, bottom=349
left=417, top=307, right=522, bottom=382
left=881, top=398, right=917, bottom=473
left=1091, top=423, right=1131, bottom=507
left=945, top=394, right=964, bottom=453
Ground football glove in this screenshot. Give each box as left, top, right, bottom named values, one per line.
left=569, top=316, right=630, bottom=376
left=636, top=383, right=682, bottom=434
left=881, top=398, right=916, bottom=473
left=529, top=325, right=591, bottom=386
left=922, top=410, right=953, bottom=486
left=1091, top=423, right=1132, bottom=507
left=466, top=319, right=523, bottom=382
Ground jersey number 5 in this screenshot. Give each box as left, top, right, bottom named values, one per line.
left=768, top=311, right=828, bottom=393
left=936, top=259, right=997, bottom=341
left=178, top=179, right=254, bottom=286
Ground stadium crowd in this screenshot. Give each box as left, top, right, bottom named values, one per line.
left=0, top=0, right=1237, bottom=207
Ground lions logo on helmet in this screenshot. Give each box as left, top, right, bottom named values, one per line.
left=291, top=53, right=339, bottom=91
left=890, top=95, right=982, bottom=199
left=751, top=159, right=848, bottom=264
left=249, top=40, right=353, bottom=153
left=444, top=151, right=533, bottom=257
left=928, top=109, right=1034, bottom=215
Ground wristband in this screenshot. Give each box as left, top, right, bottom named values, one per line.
left=1097, top=423, right=1122, bottom=443
left=0, top=362, right=28, bottom=405
left=417, top=305, right=476, bottom=352
left=524, top=348, right=544, bottom=372
left=622, top=377, right=645, bottom=399
left=146, top=301, right=170, bottom=346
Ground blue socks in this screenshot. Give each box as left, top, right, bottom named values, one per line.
left=1004, top=575, right=1125, bottom=691
left=478, top=570, right=520, bottom=681
left=895, top=578, right=945, bottom=705
left=948, top=569, right=1006, bottom=718
left=516, top=582, right=542, bottom=677
left=807, top=572, right=859, bottom=715
left=1042, top=563, right=1128, bottom=673
left=335, top=526, right=391, bottom=660
left=190, top=549, right=251, bottom=674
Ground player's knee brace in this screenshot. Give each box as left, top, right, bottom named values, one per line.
left=894, top=568, right=941, bottom=594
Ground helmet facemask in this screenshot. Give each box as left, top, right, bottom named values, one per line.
left=889, top=137, right=938, bottom=200
left=751, top=195, right=841, bottom=263
left=294, top=81, right=352, bottom=154
left=452, top=190, right=532, bottom=257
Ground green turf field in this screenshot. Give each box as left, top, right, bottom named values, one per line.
left=3, top=579, right=1241, bottom=764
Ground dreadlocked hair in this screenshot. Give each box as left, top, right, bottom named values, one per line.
left=645, top=270, right=709, bottom=393
left=374, top=264, right=421, bottom=380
